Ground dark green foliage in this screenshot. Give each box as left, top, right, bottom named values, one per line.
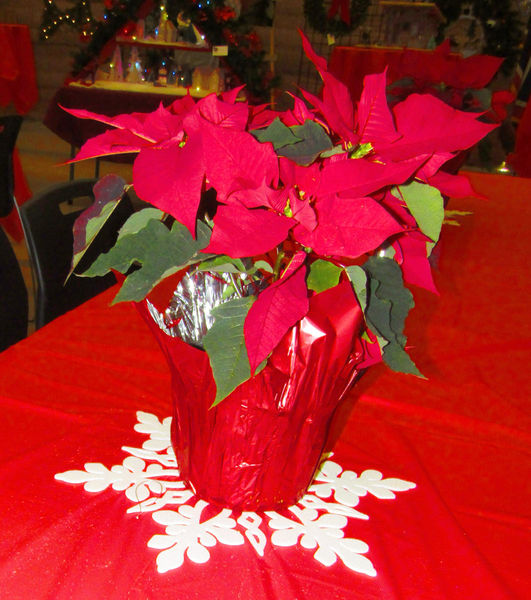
left=251, top=118, right=333, bottom=165
left=362, top=256, right=423, bottom=377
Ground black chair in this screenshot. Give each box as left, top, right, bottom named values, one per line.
left=0, top=115, right=23, bottom=218
left=0, top=114, right=28, bottom=351
left=0, top=226, right=28, bottom=352
left=19, top=179, right=133, bottom=329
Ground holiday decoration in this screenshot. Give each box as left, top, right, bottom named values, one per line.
left=55, top=411, right=416, bottom=576
left=304, top=0, right=370, bottom=37
left=62, top=32, right=494, bottom=509
left=435, top=0, right=524, bottom=73
left=71, top=0, right=154, bottom=79
left=443, top=3, right=484, bottom=56
left=165, top=0, right=276, bottom=101
left=108, top=45, right=124, bottom=80
left=125, top=46, right=145, bottom=82
left=39, top=0, right=277, bottom=102
left=40, top=0, right=96, bottom=40
left=379, top=1, right=445, bottom=49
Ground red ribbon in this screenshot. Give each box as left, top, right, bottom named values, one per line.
left=328, top=0, right=351, bottom=26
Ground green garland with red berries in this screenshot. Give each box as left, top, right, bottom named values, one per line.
left=40, top=0, right=96, bottom=40
left=165, top=0, right=277, bottom=101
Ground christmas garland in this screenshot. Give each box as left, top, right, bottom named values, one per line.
left=303, top=0, right=370, bottom=37
left=40, top=0, right=96, bottom=40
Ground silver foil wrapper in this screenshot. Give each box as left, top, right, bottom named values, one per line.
left=147, top=270, right=262, bottom=348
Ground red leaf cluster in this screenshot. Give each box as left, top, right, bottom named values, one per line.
left=68, top=31, right=494, bottom=372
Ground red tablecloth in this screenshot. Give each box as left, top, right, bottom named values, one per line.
left=0, top=24, right=37, bottom=240
left=0, top=172, right=529, bottom=599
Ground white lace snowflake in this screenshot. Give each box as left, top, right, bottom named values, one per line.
left=55, top=411, right=416, bottom=577
left=266, top=506, right=375, bottom=575
left=309, top=460, right=416, bottom=506
left=149, top=500, right=245, bottom=572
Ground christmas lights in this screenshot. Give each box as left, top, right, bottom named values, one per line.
left=40, top=0, right=96, bottom=40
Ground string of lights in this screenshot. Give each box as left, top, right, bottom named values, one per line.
left=40, top=0, right=96, bottom=41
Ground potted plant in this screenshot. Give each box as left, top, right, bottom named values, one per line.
left=66, top=32, right=494, bottom=510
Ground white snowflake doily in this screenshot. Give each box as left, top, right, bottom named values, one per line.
left=55, top=411, right=415, bottom=577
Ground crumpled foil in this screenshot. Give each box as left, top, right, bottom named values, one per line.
left=146, top=270, right=263, bottom=347
left=137, top=280, right=369, bottom=511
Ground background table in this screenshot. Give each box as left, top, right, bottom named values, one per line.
left=44, top=84, right=189, bottom=151
left=0, top=172, right=529, bottom=599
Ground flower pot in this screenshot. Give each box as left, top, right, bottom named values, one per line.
left=138, top=281, right=368, bottom=511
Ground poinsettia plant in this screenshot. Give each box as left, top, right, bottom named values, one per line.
left=67, top=31, right=494, bottom=404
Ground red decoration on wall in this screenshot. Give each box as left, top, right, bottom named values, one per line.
left=328, top=0, right=351, bottom=26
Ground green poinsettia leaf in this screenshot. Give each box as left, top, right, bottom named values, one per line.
left=117, top=207, right=164, bottom=240
left=254, top=259, right=273, bottom=273
left=362, top=256, right=423, bottom=377
left=399, top=181, right=444, bottom=243
left=222, top=283, right=237, bottom=299
left=277, top=120, right=333, bottom=166
left=70, top=174, right=127, bottom=277
left=307, top=259, right=342, bottom=293
left=345, top=265, right=368, bottom=313
left=197, top=255, right=249, bottom=274
left=203, top=295, right=256, bottom=406
left=471, top=88, right=492, bottom=111
left=251, top=117, right=302, bottom=149
left=380, top=340, right=424, bottom=377
left=320, top=144, right=346, bottom=158
left=84, top=219, right=211, bottom=303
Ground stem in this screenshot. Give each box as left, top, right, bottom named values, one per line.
left=228, top=272, right=243, bottom=298
left=272, top=248, right=285, bottom=281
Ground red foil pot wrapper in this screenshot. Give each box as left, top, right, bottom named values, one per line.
left=137, top=280, right=367, bottom=511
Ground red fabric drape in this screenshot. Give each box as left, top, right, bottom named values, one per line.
left=0, top=24, right=38, bottom=114
left=508, top=99, right=531, bottom=177
left=0, top=24, right=37, bottom=240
